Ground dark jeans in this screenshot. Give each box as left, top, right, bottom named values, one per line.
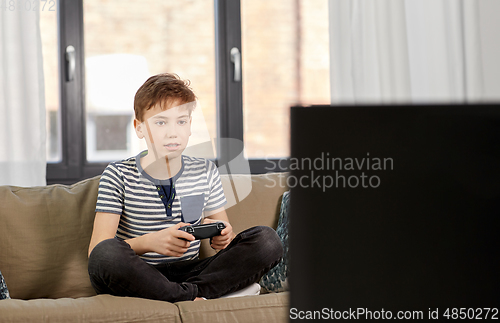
left=88, top=226, right=283, bottom=302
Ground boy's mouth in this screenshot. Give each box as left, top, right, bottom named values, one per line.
left=164, top=143, right=181, bottom=151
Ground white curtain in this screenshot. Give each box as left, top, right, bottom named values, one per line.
left=328, top=0, right=484, bottom=104
left=0, top=9, right=46, bottom=186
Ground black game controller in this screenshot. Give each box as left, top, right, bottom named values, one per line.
left=179, top=222, right=226, bottom=240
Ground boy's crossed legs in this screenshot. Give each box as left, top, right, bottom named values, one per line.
left=88, top=226, right=283, bottom=302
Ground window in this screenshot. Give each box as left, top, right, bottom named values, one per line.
left=83, top=0, right=217, bottom=162
left=45, top=0, right=330, bottom=184
left=241, top=0, right=331, bottom=159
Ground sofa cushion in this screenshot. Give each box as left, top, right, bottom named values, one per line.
left=259, top=191, right=290, bottom=292
left=176, top=292, right=289, bottom=323
left=0, top=294, right=181, bottom=323
left=0, top=176, right=101, bottom=299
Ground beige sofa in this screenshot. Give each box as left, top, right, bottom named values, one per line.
left=0, top=173, right=289, bottom=323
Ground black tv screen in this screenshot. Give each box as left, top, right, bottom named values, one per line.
left=289, top=104, right=499, bottom=321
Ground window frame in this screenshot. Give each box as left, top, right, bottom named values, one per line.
left=46, top=0, right=285, bottom=185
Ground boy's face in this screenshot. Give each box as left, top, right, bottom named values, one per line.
left=134, top=101, right=192, bottom=161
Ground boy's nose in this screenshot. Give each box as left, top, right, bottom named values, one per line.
left=164, top=125, right=178, bottom=137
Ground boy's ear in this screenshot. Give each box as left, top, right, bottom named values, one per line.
left=134, top=119, right=145, bottom=139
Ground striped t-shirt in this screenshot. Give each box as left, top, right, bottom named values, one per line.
left=95, top=151, right=227, bottom=264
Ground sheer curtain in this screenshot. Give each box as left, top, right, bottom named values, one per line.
left=328, top=0, right=484, bottom=103
left=0, top=9, right=46, bottom=186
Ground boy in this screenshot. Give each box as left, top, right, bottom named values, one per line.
left=87, top=73, right=283, bottom=302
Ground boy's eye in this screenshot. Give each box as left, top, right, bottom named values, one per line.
left=178, top=120, right=187, bottom=125
left=155, top=121, right=166, bottom=126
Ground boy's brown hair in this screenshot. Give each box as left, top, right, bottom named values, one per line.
left=134, top=73, right=197, bottom=122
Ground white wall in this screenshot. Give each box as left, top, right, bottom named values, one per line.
left=478, top=0, right=500, bottom=101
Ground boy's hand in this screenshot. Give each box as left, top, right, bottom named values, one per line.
left=146, top=223, right=195, bottom=257
left=203, top=218, right=235, bottom=250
